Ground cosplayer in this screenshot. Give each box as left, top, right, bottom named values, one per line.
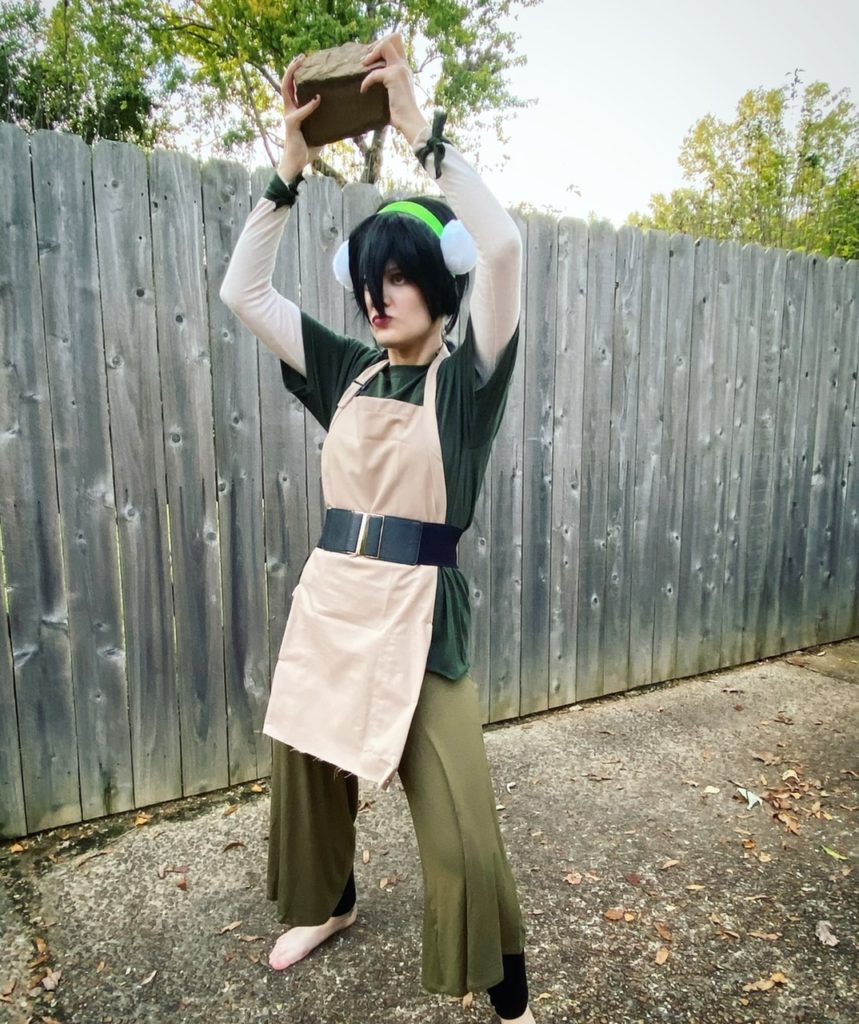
left=220, top=33, right=535, bottom=1023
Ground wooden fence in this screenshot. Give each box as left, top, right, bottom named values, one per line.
left=1, top=124, right=857, bottom=839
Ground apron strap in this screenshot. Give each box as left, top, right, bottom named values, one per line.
left=335, top=357, right=390, bottom=412
left=423, top=344, right=449, bottom=411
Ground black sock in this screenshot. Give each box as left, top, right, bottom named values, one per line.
left=487, top=951, right=529, bottom=1020
left=330, top=869, right=356, bottom=917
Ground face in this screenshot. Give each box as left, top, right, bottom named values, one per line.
left=364, top=263, right=444, bottom=363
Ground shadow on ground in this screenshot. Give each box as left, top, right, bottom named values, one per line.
left=2, top=642, right=857, bottom=1024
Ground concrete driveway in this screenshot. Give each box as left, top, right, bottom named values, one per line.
left=2, top=641, right=857, bottom=1024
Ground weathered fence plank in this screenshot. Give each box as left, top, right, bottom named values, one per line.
left=549, top=218, right=588, bottom=708
left=150, top=148, right=228, bottom=796
left=741, top=247, right=786, bottom=662
left=677, top=238, right=740, bottom=677
left=604, top=226, right=643, bottom=694
left=835, top=259, right=859, bottom=639
left=806, top=258, right=852, bottom=646
left=91, top=139, right=180, bottom=807
left=489, top=215, right=527, bottom=721
left=629, top=229, right=669, bottom=688
left=1, top=124, right=70, bottom=836
left=788, top=254, right=827, bottom=651
left=31, top=130, right=133, bottom=822
left=520, top=213, right=557, bottom=715
left=652, top=233, right=695, bottom=683
left=576, top=221, right=616, bottom=701
left=202, top=159, right=271, bottom=784
left=764, top=251, right=809, bottom=654
left=722, top=243, right=764, bottom=667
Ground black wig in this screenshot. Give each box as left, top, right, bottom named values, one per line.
left=347, top=196, right=470, bottom=335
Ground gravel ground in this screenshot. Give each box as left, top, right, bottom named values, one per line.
left=1, top=642, right=857, bottom=1024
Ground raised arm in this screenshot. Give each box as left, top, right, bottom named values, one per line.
left=219, top=56, right=322, bottom=377
left=360, top=36, right=522, bottom=381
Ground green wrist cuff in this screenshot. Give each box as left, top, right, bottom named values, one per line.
left=264, top=171, right=305, bottom=209
left=415, top=111, right=450, bottom=180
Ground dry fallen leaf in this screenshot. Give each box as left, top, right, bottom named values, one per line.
left=625, top=872, right=642, bottom=886
left=218, top=921, right=242, bottom=935
left=564, top=872, right=582, bottom=886
left=223, top=841, right=246, bottom=853
left=660, top=859, right=680, bottom=870
left=703, top=786, right=721, bottom=795
left=9, top=843, right=25, bottom=854
left=362, top=849, right=371, bottom=864
left=816, top=920, right=839, bottom=947
left=461, top=992, right=474, bottom=1008
left=135, top=812, right=152, bottom=827
left=655, top=922, right=672, bottom=942
left=604, top=907, right=625, bottom=921
left=623, top=912, right=637, bottom=923
left=655, top=946, right=670, bottom=965
left=223, top=804, right=240, bottom=818
left=177, top=876, right=188, bottom=891
left=96, top=961, right=106, bottom=973
left=749, top=931, right=781, bottom=941
left=1, top=979, right=16, bottom=997
left=685, top=884, right=706, bottom=891
left=742, top=971, right=789, bottom=993
left=140, top=969, right=157, bottom=986
left=41, top=967, right=62, bottom=992
left=379, top=876, right=389, bottom=889
left=250, top=783, right=265, bottom=793
left=35, top=937, right=48, bottom=956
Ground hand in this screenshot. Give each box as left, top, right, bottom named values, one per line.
left=279, top=54, right=322, bottom=180
left=360, top=33, right=428, bottom=144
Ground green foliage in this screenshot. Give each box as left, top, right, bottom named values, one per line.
left=155, top=0, right=540, bottom=181
left=628, top=78, right=859, bottom=259
left=0, top=0, right=181, bottom=145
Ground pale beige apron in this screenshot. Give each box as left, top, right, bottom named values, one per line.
left=263, top=346, right=449, bottom=787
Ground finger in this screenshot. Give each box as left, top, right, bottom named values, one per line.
left=359, top=68, right=387, bottom=94
left=281, top=54, right=307, bottom=108
left=287, top=93, right=321, bottom=123
left=362, top=34, right=402, bottom=66
left=389, top=32, right=407, bottom=58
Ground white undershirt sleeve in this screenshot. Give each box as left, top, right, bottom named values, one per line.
left=411, top=126, right=522, bottom=382
left=219, top=196, right=307, bottom=378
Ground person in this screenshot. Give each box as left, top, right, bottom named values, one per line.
left=219, top=33, right=535, bottom=1024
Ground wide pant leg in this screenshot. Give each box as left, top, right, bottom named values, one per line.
left=266, top=671, right=525, bottom=995
left=398, top=671, right=525, bottom=996
left=266, top=741, right=358, bottom=925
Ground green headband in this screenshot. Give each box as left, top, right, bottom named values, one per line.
left=377, top=200, right=445, bottom=238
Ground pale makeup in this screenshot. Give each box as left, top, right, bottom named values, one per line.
left=365, top=264, right=445, bottom=365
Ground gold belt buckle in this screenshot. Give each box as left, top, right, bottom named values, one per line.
left=356, top=512, right=383, bottom=557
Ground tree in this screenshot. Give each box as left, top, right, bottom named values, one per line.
left=153, top=0, right=540, bottom=184
left=0, top=0, right=182, bottom=146
left=628, top=76, right=859, bottom=259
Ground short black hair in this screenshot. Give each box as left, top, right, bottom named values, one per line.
left=347, top=196, right=469, bottom=335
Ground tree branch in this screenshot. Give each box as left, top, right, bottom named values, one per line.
left=312, top=157, right=347, bottom=186
left=238, top=62, right=276, bottom=166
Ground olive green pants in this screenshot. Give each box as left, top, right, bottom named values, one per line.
left=267, top=671, right=525, bottom=995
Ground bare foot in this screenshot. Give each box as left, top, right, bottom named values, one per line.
left=498, top=1007, right=536, bottom=1024
left=268, top=906, right=358, bottom=970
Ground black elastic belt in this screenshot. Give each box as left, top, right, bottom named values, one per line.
left=318, top=508, right=462, bottom=567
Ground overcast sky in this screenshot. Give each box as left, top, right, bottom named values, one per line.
left=470, top=0, right=859, bottom=226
